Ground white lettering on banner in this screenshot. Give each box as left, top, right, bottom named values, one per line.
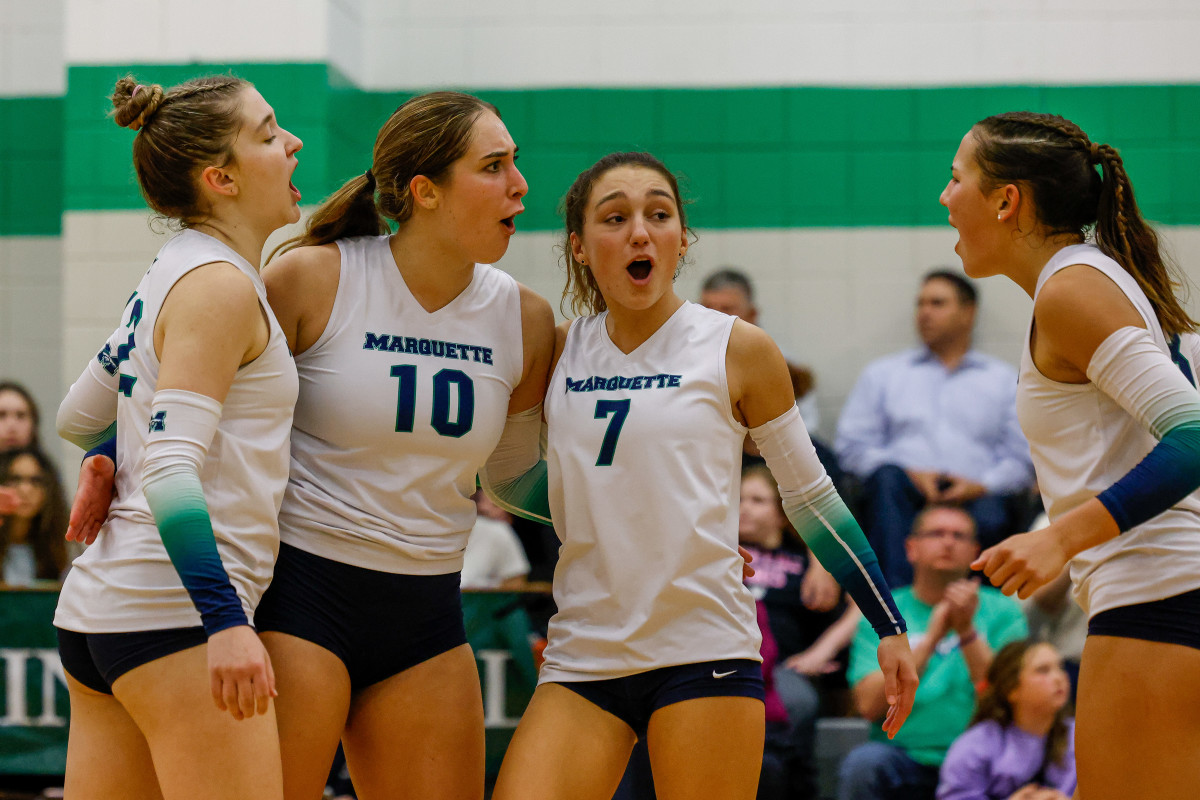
left=0, top=648, right=517, bottom=729
left=476, top=649, right=521, bottom=728
left=0, top=648, right=68, bottom=727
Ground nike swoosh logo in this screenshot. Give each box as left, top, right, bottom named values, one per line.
left=712, top=670, right=737, bottom=679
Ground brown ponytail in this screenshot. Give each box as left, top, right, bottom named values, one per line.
left=272, top=91, right=498, bottom=260
left=972, top=112, right=1196, bottom=337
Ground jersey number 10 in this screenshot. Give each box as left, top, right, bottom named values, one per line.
left=390, top=365, right=475, bottom=438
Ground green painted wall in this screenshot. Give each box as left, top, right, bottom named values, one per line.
left=63, top=63, right=330, bottom=214
left=6, top=65, right=1200, bottom=235
left=0, top=96, right=64, bottom=235
left=326, top=83, right=1200, bottom=230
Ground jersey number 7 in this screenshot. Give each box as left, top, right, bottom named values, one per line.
left=594, top=399, right=630, bottom=466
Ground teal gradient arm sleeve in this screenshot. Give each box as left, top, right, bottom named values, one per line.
left=479, top=404, right=552, bottom=525
left=1089, top=328, right=1200, bottom=531
left=781, top=481, right=906, bottom=638
left=752, top=406, right=906, bottom=638
left=142, top=390, right=247, bottom=636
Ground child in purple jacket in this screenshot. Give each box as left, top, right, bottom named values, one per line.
left=938, top=640, right=1075, bottom=800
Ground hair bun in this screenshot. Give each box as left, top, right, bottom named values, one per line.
left=111, top=77, right=165, bottom=132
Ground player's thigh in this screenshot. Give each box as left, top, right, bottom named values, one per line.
left=1075, top=635, right=1200, bottom=800
left=491, top=682, right=637, bottom=800
left=261, top=631, right=352, bottom=800
left=340, top=643, right=484, bottom=800
left=112, top=642, right=284, bottom=800
left=644, top=696, right=764, bottom=800
left=62, top=673, right=163, bottom=800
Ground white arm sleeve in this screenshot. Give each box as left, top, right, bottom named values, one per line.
left=479, top=403, right=552, bottom=525
left=57, top=355, right=119, bottom=450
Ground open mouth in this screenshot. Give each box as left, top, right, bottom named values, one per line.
left=627, top=258, right=652, bottom=281
left=501, top=216, right=515, bottom=234
left=289, top=180, right=301, bottom=202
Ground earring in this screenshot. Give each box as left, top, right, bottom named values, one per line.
left=997, top=214, right=1002, bottom=220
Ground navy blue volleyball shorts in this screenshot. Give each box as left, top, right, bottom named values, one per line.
left=57, top=625, right=207, bottom=695
left=254, top=542, right=467, bottom=691
left=1088, top=585, right=1200, bottom=651
left=553, top=658, right=764, bottom=738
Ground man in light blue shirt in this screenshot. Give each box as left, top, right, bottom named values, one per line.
left=835, top=270, right=1034, bottom=588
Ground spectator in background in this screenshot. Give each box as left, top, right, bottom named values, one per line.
left=462, top=490, right=530, bottom=591
left=0, top=381, right=39, bottom=452
left=0, top=446, right=69, bottom=584
left=756, top=599, right=798, bottom=800
left=700, top=267, right=842, bottom=486
left=840, top=505, right=1028, bottom=800
left=699, top=268, right=819, bottom=429
left=836, top=270, right=1035, bottom=588
left=937, top=640, right=1075, bottom=800
left=740, top=464, right=859, bottom=800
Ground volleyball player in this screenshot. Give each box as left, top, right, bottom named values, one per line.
left=53, top=75, right=302, bottom=799
left=253, top=91, right=555, bottom=800
left=486, top=152, right=917, bottom=800
left=942, top=112, right=1200, bottom=800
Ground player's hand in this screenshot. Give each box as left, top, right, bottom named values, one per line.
left=66, top=454, right=116, bottom=544
left=208, top=625, right=277, bottom=720
left=800, top=559, right=840, bottom=612
left=0, top=487, right=19, bottom=516
left=738, top=545, right=755, bottom=579
left=973, top=528, right=1070, bottom=600
left=877, top=632, right=918, bottom=739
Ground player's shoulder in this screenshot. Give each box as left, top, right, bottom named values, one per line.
left=516, top=282, right=555, bottom=324
left=727, top=317, right=782, bottom=361
left=263, top=243, right=341, bottom=303
left=265, top=242, right=341, bottom=280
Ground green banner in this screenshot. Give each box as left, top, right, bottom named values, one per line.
left=0, top=588, right=541, bottom=776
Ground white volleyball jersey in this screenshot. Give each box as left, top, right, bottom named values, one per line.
left=277, top=235, right=524, bottom=574
left=540, top=302, right=762, bottom=682
left=55, top=230, right=298, bottom=633
left=1017, top=243, right=1200, bottom=616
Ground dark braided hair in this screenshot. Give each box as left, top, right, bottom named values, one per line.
left=972, top=112, right=1195, bottom=337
